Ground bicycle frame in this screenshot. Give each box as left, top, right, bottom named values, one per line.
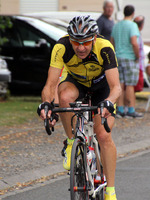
left=44, top=100, right=111, bottom=199
left=75, top=104, right=107, bottom=198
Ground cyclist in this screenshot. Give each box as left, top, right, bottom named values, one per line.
left=38, top=15, right=121, bottom=200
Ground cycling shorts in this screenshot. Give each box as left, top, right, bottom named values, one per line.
left=59, top=73, right=116, bottom=116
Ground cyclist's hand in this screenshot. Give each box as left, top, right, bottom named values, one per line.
left=37, top=102, right=59, bottom=126
left=37, top=101, right=53, bottom=118
left=98, top=107, right=111, bottom=118
left=50, top=113, right=59, bottom=126
left=40, top=109, right=52, bottom=120
left=98, top=100, right=114, bottom=118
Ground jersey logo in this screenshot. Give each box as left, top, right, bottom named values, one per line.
left=103, top=52, right=110, bottom=64
left=54, top=48, right=62, bottom=62
left=89, top=65, right=99, bottom=72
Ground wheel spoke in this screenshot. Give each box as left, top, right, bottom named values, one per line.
left=70, top=139, right=89, bottom=200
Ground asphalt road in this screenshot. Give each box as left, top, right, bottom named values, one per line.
left=2, top=150, right=150, bottom=200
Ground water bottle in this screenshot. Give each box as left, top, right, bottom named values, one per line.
left=87, top=147, right=92, bottom=166
left=89, top=146, right=96, bottom=174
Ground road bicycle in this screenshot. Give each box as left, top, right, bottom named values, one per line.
left=44, top=94, right=111, bottom=200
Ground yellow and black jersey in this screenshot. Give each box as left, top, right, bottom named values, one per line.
left=50, top=35, right=118, bottom=87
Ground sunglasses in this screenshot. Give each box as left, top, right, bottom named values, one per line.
left=70, top=37, right=94, bottom=46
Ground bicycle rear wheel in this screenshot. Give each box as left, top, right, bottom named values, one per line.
left=70, top=138, right=89, bottom=200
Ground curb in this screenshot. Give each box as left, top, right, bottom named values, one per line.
left=1, top=140, right=150, bottom=193
left=0, top=162, right=65, bottom=191
left=117, top=139, right=150, bottom=158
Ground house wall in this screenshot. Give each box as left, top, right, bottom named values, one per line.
left=59, top=0, right=104, bottom=12
left=0, top=0, right=104, bottom=14
left=0, top=0, right=20, bottom=14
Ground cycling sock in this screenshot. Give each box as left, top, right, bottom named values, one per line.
left=117, top=106, right=124, bottom=113
left=106, top=187, right=115, bottom=193
left=67, top=138, right=74, bottom=144
left=128, top=107, right=135, bottom=113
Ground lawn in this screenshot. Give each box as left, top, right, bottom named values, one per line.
left=0, top=96, right=41, bottom=126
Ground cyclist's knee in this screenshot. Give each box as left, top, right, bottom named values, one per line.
left=94, top=122, right=113, bottom=146
left=58, top=84, right=79, bottom=106
left=96, top=130, right=111, bottom=145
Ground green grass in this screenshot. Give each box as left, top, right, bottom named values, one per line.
left=0, top=96, right=41, bottom=127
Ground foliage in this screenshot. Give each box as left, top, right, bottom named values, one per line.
left=0, top=16, right=13, bottom=46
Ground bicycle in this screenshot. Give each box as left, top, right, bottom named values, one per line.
left=44, top=94, right=111, bottom=200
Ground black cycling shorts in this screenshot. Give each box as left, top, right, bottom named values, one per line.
left=59, top=73, right=116, bottom=116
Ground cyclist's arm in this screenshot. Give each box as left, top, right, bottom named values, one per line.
left=41, top=41, right=65, bottom=119
left=98, top=68, right=121, bottom=118
left=40, top=66, right=62, bottom=120
left=42, top=66, right=61, bottom=103
left=105, top=68, right=122, bottom=105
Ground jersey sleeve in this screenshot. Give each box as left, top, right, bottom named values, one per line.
left=50, top=43, right=66, bottom=69
left=101, top=44, right=118, bottom=71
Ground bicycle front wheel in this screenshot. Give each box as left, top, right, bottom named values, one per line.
left=70, top=138, right=89, bottom=200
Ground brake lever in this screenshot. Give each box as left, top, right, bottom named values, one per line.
left=100, top=102, right=105, bottom=125
left=44, top=105, right=52, bottom=135
left=100, top=102, right=111, bottom=133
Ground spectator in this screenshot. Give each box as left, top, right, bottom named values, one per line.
left=96, top=0, right=114, bottom=40
left=146, top=52, right=150, bottom=76
left=111, top=5, right=143, bottom=118
left=134, top=16, right=145, bottom=92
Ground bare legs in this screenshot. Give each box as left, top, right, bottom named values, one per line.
left=58, top=82, right=79, bottom=139
left=58, top=82, right=117, bottom=187
left=94, top=115, right=116, bottom=187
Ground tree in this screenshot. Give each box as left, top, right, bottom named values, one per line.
left=0, top=16, right=13, bottom=45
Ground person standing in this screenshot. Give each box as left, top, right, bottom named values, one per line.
left=96, top=0, right=114, bottom=40
left=111, top=5, right=143, bottom=118
left=134, top=15, right=145, bottom=92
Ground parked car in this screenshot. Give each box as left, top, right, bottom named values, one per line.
left=25, top=11, right=100, bottom=32
left=0, top=57, right=11, bottom=96
left=25, top=11, right=100, bottom=23
left=0, top=15, right=67, bottom=94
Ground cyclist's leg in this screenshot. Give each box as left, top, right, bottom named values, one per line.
left=58, top=81, right=79, bottom=139
left=58, top=81, right=79, bottom=170
left=58, top=73, right=87, bottom=139
left=94, top=115, right=116, bottom=188
left=91, top=83, right=117, bottom=199
left=58, top=74, right=87, bottom=170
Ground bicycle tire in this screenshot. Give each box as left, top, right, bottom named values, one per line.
left=70, top=138, right=89, bottom=200
left=90, top=145, right=105, bottom=200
